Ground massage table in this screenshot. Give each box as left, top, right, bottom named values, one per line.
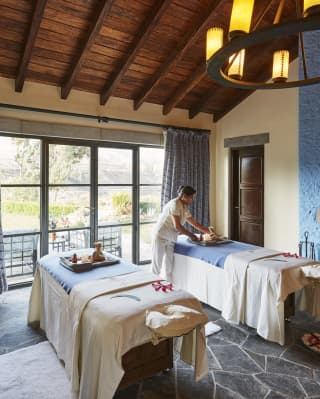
left=172, top=237, right=320, bottom=345
left=28, top=250, right=208, bottom=399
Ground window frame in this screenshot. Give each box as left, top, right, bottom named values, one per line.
left=0, top=132, right=163, bottom=270
left=138, top=146, right=163, bottom=264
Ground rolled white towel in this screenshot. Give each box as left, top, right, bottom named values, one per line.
left=146, top=304, right=208, bottom=344
left=205, top=321, right=222, bottom=336
left=302, top=264, right=320, bottom=280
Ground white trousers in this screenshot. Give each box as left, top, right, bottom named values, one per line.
left=151, top=237, right=175, bottom=282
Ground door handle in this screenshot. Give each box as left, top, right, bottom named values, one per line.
left=234, top=206, right=239, bottom=209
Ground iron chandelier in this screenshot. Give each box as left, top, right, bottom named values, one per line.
left=206, top=0, right=320, bottom=90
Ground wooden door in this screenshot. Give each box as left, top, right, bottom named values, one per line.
left=231, top=146, right=264, bottom=246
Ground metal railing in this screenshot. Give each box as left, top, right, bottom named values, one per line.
left=3, top=232, right=40, bottom=280
left=98, top=226, right=122, bottom=257
left=49, top=226, right=122, bottom=257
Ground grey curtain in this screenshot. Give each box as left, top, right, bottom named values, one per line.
left=0, top=188, right=7, bottom=294
left=161, top=127, right=210, bottom=227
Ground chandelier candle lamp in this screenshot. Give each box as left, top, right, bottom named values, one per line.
left=272, top=50, right=290, bottom=82
left=229, top=0, right=255, bottom=38
left=206, top=27, right=224, bottom=61
left=228, top=49, right=246, bottom=79
left=304, top=0, right=320, bottom=16
left=206, top=0, right=320, bottom=89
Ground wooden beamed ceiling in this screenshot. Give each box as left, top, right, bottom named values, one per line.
left=132, top=0, right=224, bottom=111
left=61, top=0, right=115, bottom=100
left=1, top=0, right=299, bottom=121
left=100, top=0, right=172, bottom=106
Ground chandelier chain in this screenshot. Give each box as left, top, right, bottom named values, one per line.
left=274, top=0, right=285, bottom=24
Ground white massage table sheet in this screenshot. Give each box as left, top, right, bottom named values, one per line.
left=172, top=249, right=319, bottom=345
left=28, top=266, right=208, bottom=399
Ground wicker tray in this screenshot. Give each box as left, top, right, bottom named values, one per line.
left=60, top=255, right=120, bottom=273
left=188, top=238, right=233, bottom=246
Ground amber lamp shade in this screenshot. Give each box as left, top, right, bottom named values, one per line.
left=304, top=0, right=320, bottom=16
left=228, top=49, right=245, bottom=79
left=229, top=0, right=254, bottom=39
left=206, top=27, right=224, bottom=61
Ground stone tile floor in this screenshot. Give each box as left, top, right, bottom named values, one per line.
left=1, top=287, right=320, bottom=398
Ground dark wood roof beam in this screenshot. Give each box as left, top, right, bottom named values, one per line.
left=213, top=92, right=253, bottom=121
left=15, top=0, right=48, bottom=92
left=189, top=90, right=214, bottom=119
left=61, top=0, right=114, bottom=100
left=100, top=0, right=172, bottom=106
left=188, top=89, right=253, bottom=121
left=133, top=0, right=224, bottom=111
left=162, top=64, right=206, bottom=115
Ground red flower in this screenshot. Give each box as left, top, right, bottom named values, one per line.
left=152, top=281, right=173, bottom=292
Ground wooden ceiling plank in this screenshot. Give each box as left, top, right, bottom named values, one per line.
left=162, top=63, right=206, bottom=115
left=15, top=0, right=48, bottom=92
left=100, top=0, right=172, bottom=105
left=61, top=0, right=115, bottom=100
left=2, top=0, right=31, bottom=14
left=2, top=5, right=31, bottom=25
left=133, top=0, right=224, bottom=110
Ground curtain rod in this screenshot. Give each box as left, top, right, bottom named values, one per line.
left=0, top=103, right=210, bottom=133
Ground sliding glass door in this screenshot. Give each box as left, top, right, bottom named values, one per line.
left=97, top=147, right=133, bottom=261
left=47, top=143, right=91, bottom=255
left=45, top=140, right=163, bottom=264
left=139, top=147, right=164, bottom=263
left=0, top=136, right=41, bottom=283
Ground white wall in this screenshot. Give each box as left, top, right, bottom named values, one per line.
left=0, top=77, right=214, bottom=135
left=215, top=60, right=299, bottom=252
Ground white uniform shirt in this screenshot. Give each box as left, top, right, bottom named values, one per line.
left=154, top=198, right=192, bottom=242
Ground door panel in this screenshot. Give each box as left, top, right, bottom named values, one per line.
left=231, top=146, right=264, bottom=246
left=240, top=221, right=263, bottom=246
left=240, top=189, right=263, bottom=218
left=241, top=156, right=263, bottom=184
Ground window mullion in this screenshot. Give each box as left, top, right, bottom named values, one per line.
left=91, top=145, right=98, bottom=247
left=41, top=140, right=49, bottom=257
left=132, top=148, right=139, bottom=264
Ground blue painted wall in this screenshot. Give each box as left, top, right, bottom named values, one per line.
left=299, top=31, right=320, bottom=258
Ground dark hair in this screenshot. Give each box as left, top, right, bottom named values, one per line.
left=177, top=185, right=196, bottom=197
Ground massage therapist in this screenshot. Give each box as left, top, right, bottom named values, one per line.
left=151, top=185, right=211, bottom=282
